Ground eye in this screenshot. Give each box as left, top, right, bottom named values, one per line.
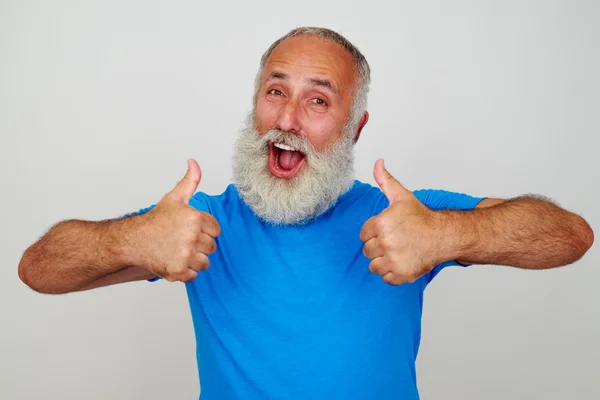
left=311, top=98, right=327, bottom=106
left=268, top=89, right=283, bottom=96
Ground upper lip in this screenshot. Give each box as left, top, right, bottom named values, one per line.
left=271, top=141, right=303, bottom=154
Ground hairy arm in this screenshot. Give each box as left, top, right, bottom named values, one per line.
left=441, top=195, right=594, bottom=269
left=18, top=217, right=155, bottom=294
left=18, top=159, right=220, bottom=294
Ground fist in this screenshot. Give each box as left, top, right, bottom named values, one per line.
left=360, top=159, right=444, bottom=285
left=137, top=159, right=221, bottom=282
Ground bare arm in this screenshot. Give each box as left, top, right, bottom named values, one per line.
left=76, top=266, right=157, bottom=292
left=18, top=159, right=220, bottom=295
left=443, top=195, right=594, bottom=269
left=360, top=161, right=594, bottom=286
left=18, top=217, right=155, bottom=294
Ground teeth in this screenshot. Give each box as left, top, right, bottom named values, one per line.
left=273, top=142, right=298, bottom=151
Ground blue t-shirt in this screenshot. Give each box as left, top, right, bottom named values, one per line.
left=136, top=181, right=485, bottom=399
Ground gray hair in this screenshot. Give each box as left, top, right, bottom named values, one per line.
left=253, top=27, right=371, bottom=132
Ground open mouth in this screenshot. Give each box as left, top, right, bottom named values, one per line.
left=268, top=141, right=307, bottom=179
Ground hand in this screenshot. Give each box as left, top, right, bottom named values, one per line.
left=360, top=159, right=445, bottom=285
left=135, top=159, right=221, bottom=282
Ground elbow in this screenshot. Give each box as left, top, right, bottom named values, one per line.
left=18, top=256, right=40, bottom=293
left=583, top=221, right=594, bottom=252
left=18, top=251, right=59, bottom=294
left=18, top=256, right=44, bottom=294
left=575, top=217, right=594, bottom=259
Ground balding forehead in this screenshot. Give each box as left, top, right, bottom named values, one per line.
left=269, top=35, right=355, bottom=67
left=265, top=35, right=357, bottom=90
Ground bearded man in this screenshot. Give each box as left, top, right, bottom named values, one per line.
left=18, top=27, right=594, bottom=400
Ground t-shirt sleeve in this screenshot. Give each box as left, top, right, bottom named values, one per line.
left=121, top=204, right=156, bottom=219
left=122, top=192, right=210, bottom=218
left=412, top=189, right=487, bottom=285
left=413, top=189, right=486, bottom=212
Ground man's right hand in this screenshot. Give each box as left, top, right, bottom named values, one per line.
left=135, top=159, right=221, bottom=283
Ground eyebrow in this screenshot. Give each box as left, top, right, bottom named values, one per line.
left=268, top=71, right=288, bottom=80
left=308, top=78, right=336, bottom=93
left=266, top=71, right=338, bottom=94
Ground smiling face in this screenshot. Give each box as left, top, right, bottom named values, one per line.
left=254, top=35, right=359, bottom=179
left=232, top=32, right=369, bottom=225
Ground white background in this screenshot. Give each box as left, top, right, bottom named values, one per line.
left=1, top=0, right=598, bottom=399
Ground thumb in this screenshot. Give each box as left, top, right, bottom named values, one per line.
left=374, top=159, right=410, bottom=204
left=169, top=159, right=202, bottom=204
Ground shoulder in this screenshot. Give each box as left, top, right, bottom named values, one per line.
left=189, top=184, right=241, bottom=214
left=350, top=181, right=486, bottom=213
left=413, top=188, right=487, bottom=211
left=340, top=180, right=389, bottom=217
left=413, top=189, right=486, bottom=210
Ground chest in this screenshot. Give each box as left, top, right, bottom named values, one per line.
left=186, top=215, right=426, bottom=396
left=192, top=218, right=424, bottom=341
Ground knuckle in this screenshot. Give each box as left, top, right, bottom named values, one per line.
left=184, top=232, right=198, bottom=245
left=383, top=273, right=398, bottom=285
left=359, top=228, right=367, bottom=242
left=212, top=220, right=222, bottom=237
left=374, top=217, right=387, bottom=232
left=199, top=214, right=219, bottom=235
left=380, top=237, right=393, bottom=250
left=171, top=263, right=186, bottom=276
left=183, top=271, right=198, bottom=283
left=207, top=240, right=217, bottom=255
left=190, top=211, right=204, bottom=224
left=179, top=248, right=194, bottom=262
left=395, top=269, right=415, bottom=284
left=369, top=260, right=383, bottom=274
left=194, top=212, right=207, bottom=223
left=192, top=254, right=210, bottom=271
left=388, top=254, right=401, bottom=266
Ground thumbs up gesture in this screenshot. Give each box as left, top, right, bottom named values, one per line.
left=360, top=159, right=444, bottom=285
left=135, top=159, right=221, bottom=283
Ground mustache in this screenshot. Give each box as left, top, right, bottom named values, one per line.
left=258, top=129, right=317, bottom=158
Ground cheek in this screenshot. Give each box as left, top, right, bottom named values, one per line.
left=255, top=99, right=279, bottom=134
left=305, top=118, right=344, bottom=151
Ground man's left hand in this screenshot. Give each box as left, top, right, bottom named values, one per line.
left=360, top=159, right=448, bottom=285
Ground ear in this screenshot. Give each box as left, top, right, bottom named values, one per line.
left=352, top=111, right=369, bottom=144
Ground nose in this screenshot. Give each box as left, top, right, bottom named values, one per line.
left=275, top=98, right=302, bottom=135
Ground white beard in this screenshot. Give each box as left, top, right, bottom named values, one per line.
left=232, top=114, right=355, bottom=225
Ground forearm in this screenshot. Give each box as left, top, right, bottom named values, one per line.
left=439, top=195, right=594, bottom=269
left=18, top=217, right=146, bottom=294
